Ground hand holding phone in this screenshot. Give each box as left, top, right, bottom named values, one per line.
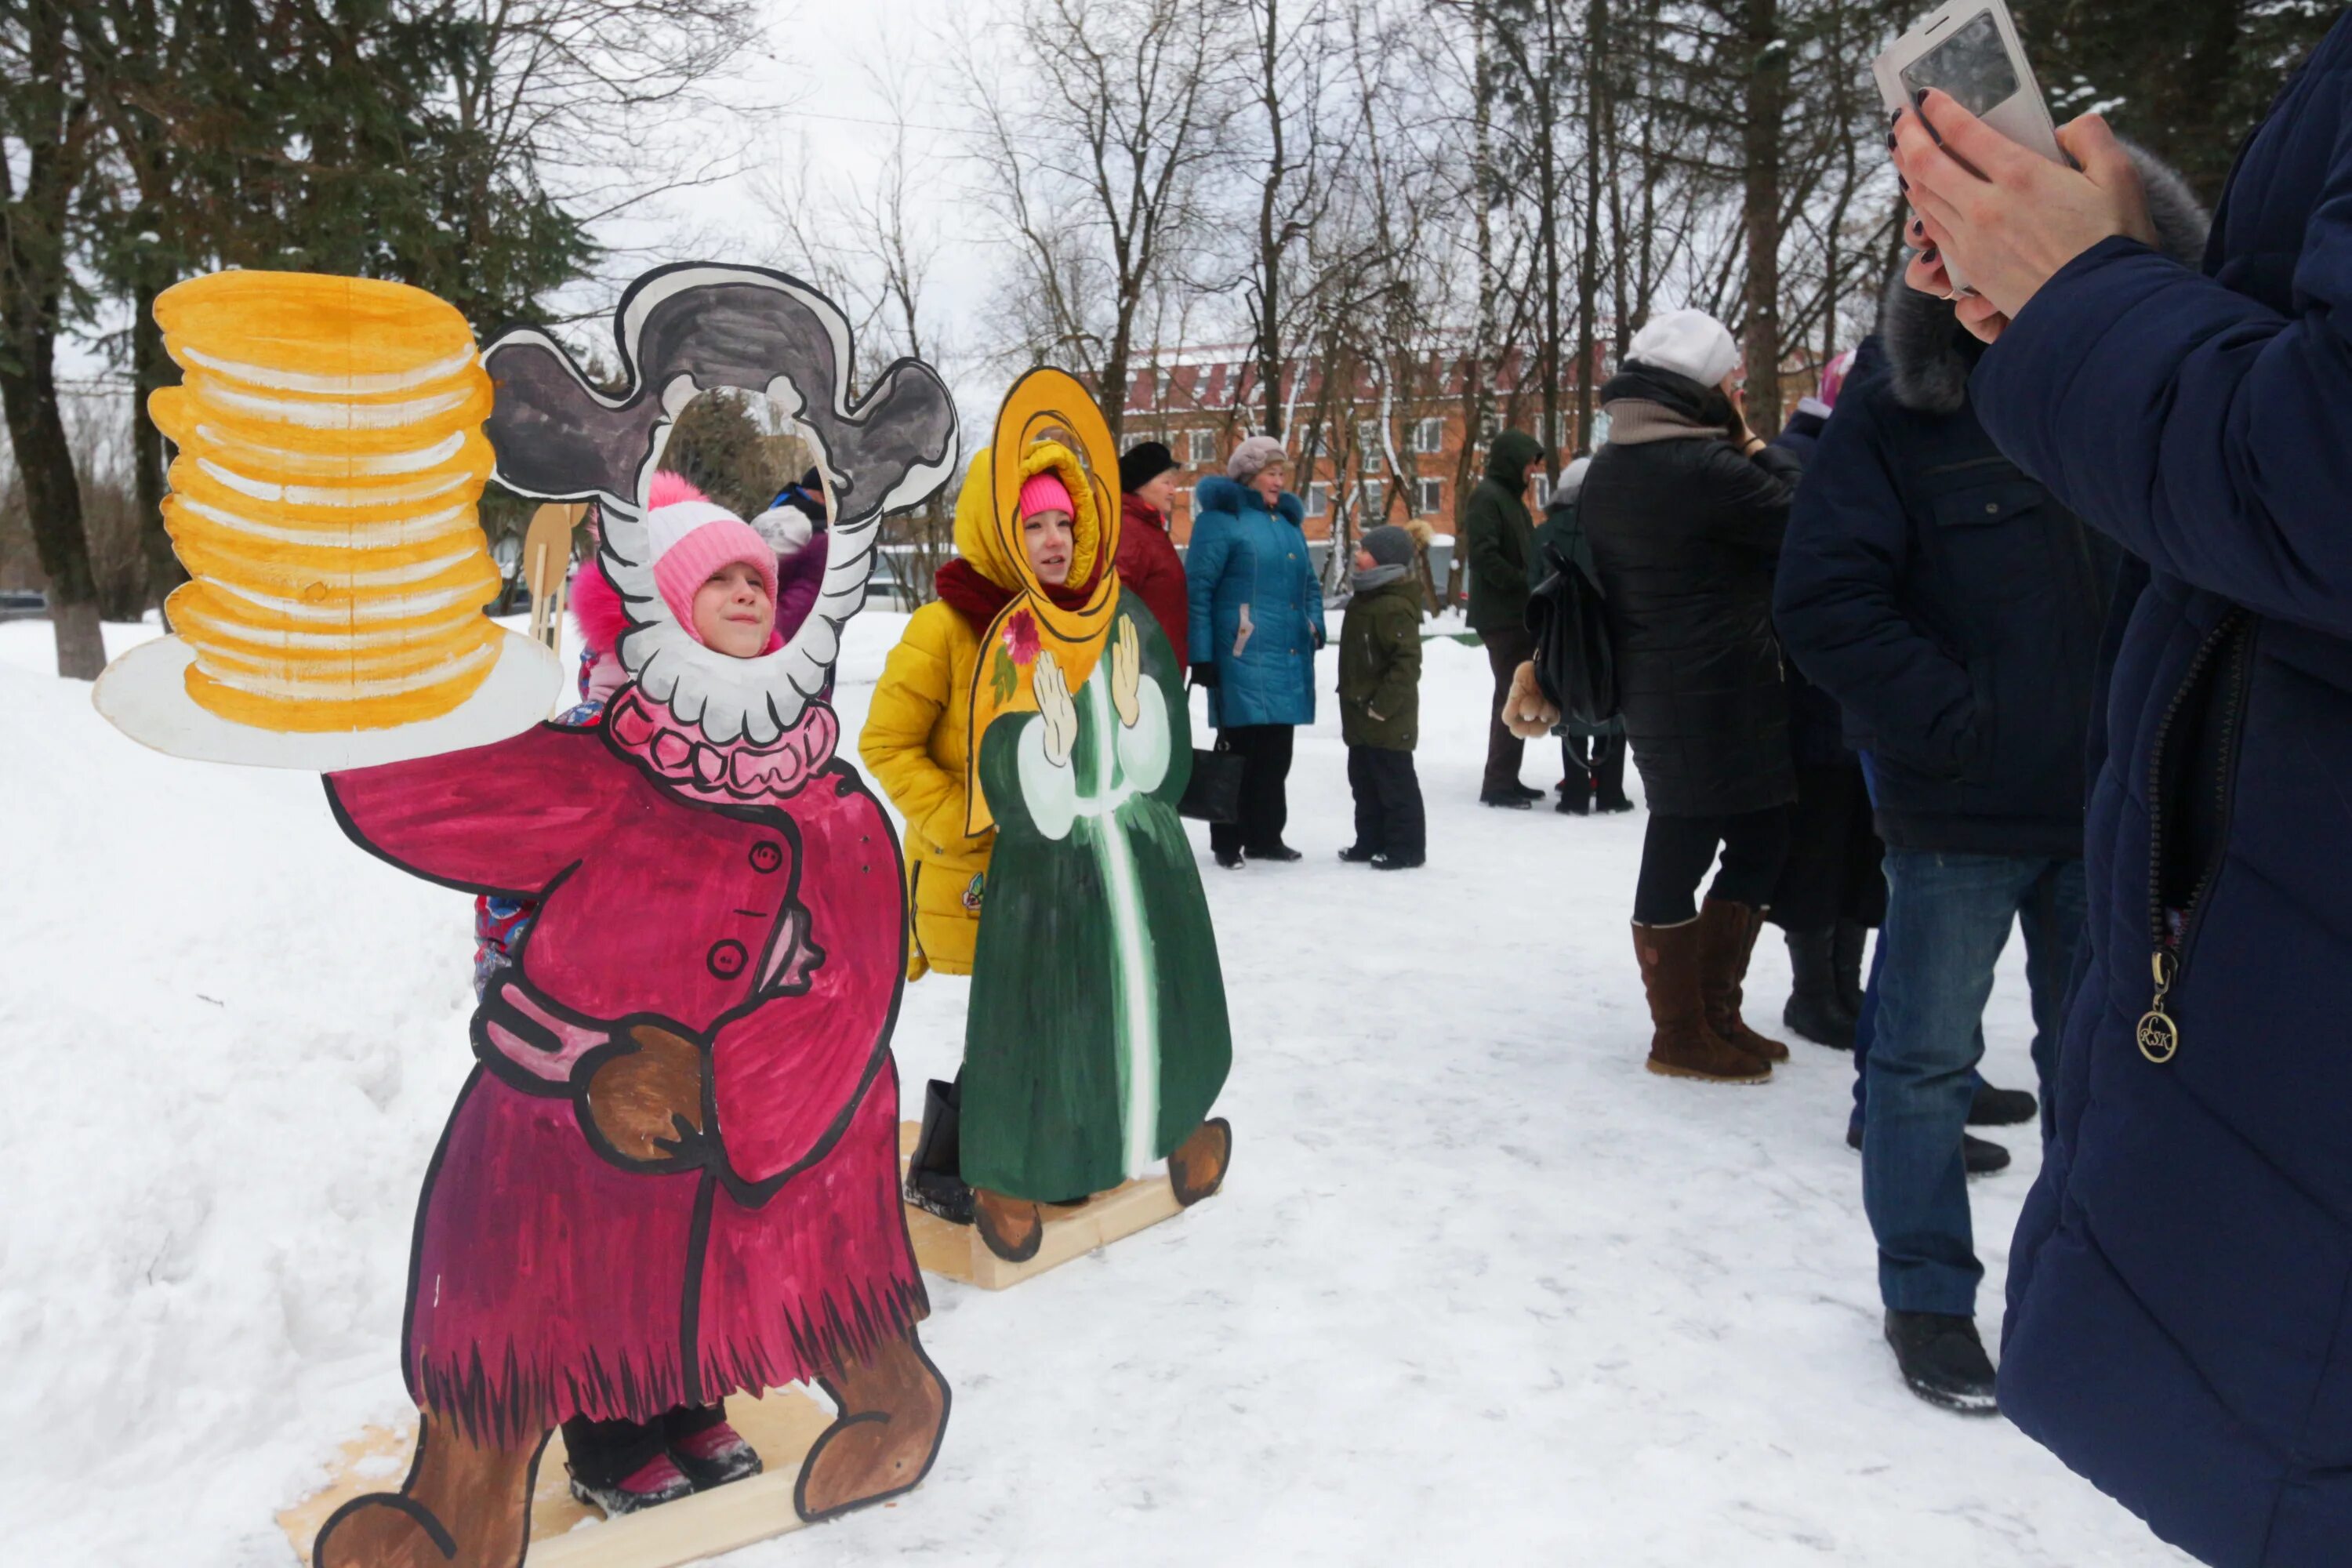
left=1873, top=1, right=2064, bottom=295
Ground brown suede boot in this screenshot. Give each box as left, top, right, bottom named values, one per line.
left=1696, top=898, right=1790, bottom=1064
left=1633, top=920, right=1770, bottom=1083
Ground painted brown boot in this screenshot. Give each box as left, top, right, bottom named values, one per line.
left=1169, top=1116, right=1232, bottom=1207
left=971, top=1186, right=1044, bottom=1263
left=1633, top=920, right=1770, bottom=1083
left=1696, top=898, right=1790, bottom=1065
left=313, top=1413, right=544, bottom=1568
left=795, top=1330, right=951, bottom=1523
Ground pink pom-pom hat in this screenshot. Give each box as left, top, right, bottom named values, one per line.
left=643, top=473, right=782, bottom=650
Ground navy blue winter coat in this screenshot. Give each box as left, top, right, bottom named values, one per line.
left=1768, top=405, right=1851, bottom=770
left=1773, top=285, right=2127, bottom=858
left=1968, top=27, right=2352, bottom=1565
left=1185, top=475, right=1324, bottom=729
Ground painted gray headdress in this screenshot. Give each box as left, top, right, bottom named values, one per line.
left=483, top=263, right=959, bottom=743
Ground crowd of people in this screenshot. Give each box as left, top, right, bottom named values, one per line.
left=880, top=14, right=2344, bottom=1563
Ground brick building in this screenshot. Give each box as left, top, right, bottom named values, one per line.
left=1107, top=343, right=1609, bottom=547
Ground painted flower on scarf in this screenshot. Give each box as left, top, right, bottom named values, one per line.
left=1002, top=609, right=1040, bottom=666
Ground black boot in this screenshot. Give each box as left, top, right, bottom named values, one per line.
left=1883, top=1311, right=2000, bottom=1414
left=1832, top=919, right=1870, bottom=1018
left=1781, top=927, right=1856, bottom=1048
left=1844, top=1120, right=2011, bottom=1175
left=904, top=1078, right=974, bottom=1225
left=1967, top=1080, right=2038, bottom=1127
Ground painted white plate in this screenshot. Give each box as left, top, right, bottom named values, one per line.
left=93, top=629, right=563, bottom=770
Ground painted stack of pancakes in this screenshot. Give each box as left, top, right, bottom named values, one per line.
left=152, top=271, right=505, bottom=732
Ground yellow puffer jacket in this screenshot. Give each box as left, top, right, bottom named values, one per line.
left=862, top=600, right=989, bottom=978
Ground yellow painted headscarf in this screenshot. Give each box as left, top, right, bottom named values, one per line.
left=958, top=368, right=1125, bottom=836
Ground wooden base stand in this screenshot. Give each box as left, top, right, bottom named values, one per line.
left=898, top=1120, right=1194, bottom=1290
left=278, top=1388, right=833, bottom=1568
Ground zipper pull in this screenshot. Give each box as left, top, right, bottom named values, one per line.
left=2137, top=950, right=2180, bottom=1064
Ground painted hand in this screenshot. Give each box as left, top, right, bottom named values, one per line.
left=1111, top=615, right=1142, bottom=728
left=582, top=1022, right=709, bottom=1170
left=1892, top=90, right=2158, bottom=339
left=1033, top=651, right=1077, bottom=768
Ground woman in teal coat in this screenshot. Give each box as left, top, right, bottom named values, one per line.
left=1184, top=435, right=1324, bottom=868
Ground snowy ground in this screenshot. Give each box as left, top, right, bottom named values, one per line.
left=0, top=612, right=2187, bottom=1566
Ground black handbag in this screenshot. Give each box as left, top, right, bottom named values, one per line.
left=1177, top=677, right=1244, bottom=822
left=1528, top=539, right=1619, bottom=731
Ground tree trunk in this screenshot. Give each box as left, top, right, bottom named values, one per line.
left=1740, top=0, right=1788, bottom=432
left=1255, top=0, right=1287, bottom=441
left=1, top=9, right=101, bottom=676
left=1574, top=0, right=1610, bottom=456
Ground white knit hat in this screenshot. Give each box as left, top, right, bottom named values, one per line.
left=1227, top=434, right=1288, bottom=482
left=1624, top=309, right=1740, bottom=388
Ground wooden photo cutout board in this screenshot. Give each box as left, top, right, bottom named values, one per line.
left=523, top=500, right=586, bottom=655
left=290, top=265, right=961, bottom=1568
left=93, top=270, right=561, bottom=768
left=279, top=1390, right=832, bottom=1568
left=940, top=370, right=1235, bottom=1260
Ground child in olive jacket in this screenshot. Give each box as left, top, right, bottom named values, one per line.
left=1338, top=524, right=1425, bottom=869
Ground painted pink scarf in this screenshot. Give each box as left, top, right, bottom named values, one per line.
left=604, top=686, right=841, bottom=808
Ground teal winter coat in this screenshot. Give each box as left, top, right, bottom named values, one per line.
left=1185, top=475, right=1325, bottom=728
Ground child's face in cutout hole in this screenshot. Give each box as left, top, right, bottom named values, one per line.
left=1023, top=510, right=1074, bottom=586
left=693, top=561, right=775, bottom=657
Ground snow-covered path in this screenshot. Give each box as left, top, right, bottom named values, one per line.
left=0, top=613, right=2185, bottom=1566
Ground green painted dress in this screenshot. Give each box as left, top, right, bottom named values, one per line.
left=960, top=595, right=1232, bottom=1200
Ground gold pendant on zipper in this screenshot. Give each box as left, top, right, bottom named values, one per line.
left=2137, top=950, right=2180, bottom=1064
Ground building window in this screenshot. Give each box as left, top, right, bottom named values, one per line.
left=1412, top=417, right=1444, bottom=456
left=1356, top=482, right=1382, bottom=520
left=1532, top=474, right=1552, bottom=510
left=1356, top=419, right=1385, bottom=466
left=1120, top=431, right=1148, bottom=453
left=1306, top=481, right=1330, bottom=518
left=1187, top=429, right=1217, bottom=466
left=1415, top=477, right=1443, bottom=514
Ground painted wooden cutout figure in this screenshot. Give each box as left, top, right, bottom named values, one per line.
left=873, top=370, right=1233, bottom=1264
left=301, top=264, right=960, bottom=1568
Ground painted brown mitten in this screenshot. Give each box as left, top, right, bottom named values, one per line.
left=581, top=1023, right=709, bottom=1170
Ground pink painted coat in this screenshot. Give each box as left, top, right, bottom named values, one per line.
left=328, top=700, right=921, bottom=1446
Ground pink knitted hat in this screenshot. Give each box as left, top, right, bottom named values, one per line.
left=1016, top=471, right=1074, bottom=519
left=643, top=472, right=782, bottom=650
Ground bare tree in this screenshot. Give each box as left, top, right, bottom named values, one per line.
left=964, top=0, right=1231, bottom=441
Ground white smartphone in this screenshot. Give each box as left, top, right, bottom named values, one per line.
left=1873, top=0, right=2064, bottom=295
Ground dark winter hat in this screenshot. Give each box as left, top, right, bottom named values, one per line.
left=766, top=467, right=829, bottom=528
left=1119, top=441, right=1178, bottom=494
left=1360, top=524, right=1414, bottom=569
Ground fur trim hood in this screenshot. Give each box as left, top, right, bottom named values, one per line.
left=1880, top=140, right=2209, bottom=416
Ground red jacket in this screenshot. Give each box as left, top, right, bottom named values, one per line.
left=1117, top=492, right=1189, bottom=667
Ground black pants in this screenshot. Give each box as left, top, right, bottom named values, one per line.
left=1632, top=807, right=1791, bottom=925
left=1560, top=731, right=1630, bottom=808
left=1210, top=724, right=1295, bottom=855
left=1482, top=626, right=1537, bottom=796
left=1347, top=746, right=1425, bottom=860
left=1769, top=760, right=1886, bottom=931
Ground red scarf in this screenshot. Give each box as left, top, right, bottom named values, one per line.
left=934, top=557, right=1100, bottom=633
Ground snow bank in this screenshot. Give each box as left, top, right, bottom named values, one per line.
left=0, top=611, right=2183, bottom=1566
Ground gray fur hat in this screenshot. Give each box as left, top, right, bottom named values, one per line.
left=1227, top=434, right=1288, bottom=482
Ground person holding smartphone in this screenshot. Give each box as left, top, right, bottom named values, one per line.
left=1893, top=21, right=2352, bottom=1565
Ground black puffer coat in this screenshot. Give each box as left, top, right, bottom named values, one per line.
left=1581, top=365, right=1803, bottom=815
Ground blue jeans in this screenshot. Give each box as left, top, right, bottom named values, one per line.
left=1864, top=849, right=2085, bottom=1316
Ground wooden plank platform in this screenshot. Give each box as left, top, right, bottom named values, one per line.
left=897, top=1120, right=1190, bottom=1290
left=278, top=1387, right=833, bottom=1568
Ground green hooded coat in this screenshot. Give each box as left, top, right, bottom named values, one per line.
left=1461, top=430, right=1545, bottom=634
left=1337, top=575, right=1423, bottom=750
